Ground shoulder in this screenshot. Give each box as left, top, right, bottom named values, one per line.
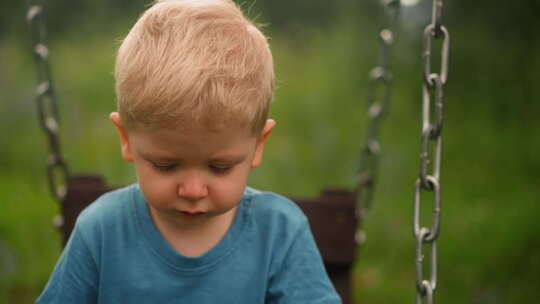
left=75, top=184, right=138, bottom=235
left=245, top=187, right=306, bottom=219
left=243, top=188, right=342, bottom=303
left=243, top=187, right=308, bottom=235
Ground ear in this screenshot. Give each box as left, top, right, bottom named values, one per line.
left=110, top=112, right=134, bottom=162
left=251, top=119, right=276, bottom=169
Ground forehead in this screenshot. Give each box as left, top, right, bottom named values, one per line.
left=124, top=112, right=261, bottom=136
left=128, top=124, right=257, bottom=160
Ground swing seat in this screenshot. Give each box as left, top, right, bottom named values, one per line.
left=59, top=175, right=359, bottom=304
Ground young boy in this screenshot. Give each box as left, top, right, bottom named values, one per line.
left=37, top=0, right=341, bottom=303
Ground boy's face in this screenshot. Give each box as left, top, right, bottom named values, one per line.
left=110, top=113, right=274, bottom=230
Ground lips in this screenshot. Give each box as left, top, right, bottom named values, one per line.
left=180, top=211, right=205, bottom=216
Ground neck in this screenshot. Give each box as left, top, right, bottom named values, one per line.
left=149, top=205, right=238, bottom=257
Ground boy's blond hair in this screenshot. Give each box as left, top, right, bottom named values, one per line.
left=115, top=0, right=274, bottom=134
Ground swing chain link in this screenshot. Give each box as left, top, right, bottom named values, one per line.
left=414, top=0, right=449, bottom=303
left=355, top=0, right=400, bottom=246
left=26, top=1, right=70, bottom=202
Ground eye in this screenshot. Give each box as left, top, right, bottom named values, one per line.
left=209, top=164, right=232, bottom=175
left=152, top=163, right=177, bottom=172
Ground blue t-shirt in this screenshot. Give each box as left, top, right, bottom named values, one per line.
left=37, top=184, right=341, bottom=303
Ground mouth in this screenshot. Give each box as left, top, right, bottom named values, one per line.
left=180, top=211, right=206, bottom=217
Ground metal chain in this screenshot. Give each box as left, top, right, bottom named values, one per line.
left=355, top=0, right=400, bottom=246
left=413, top=0, right=449, bottom=303
left=26, top=1, right=70, bottom=202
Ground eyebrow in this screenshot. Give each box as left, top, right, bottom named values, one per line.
left=210, top=155, right=246, bottom=164
left=137, top=149, right=246, bottom=164
left=137, top=150, right=177, bottom=163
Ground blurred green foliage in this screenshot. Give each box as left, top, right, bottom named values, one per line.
left=1, top=0, right=539, bottom=303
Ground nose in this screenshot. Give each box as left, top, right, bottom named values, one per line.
left=177, top=172, right=208, bottom=201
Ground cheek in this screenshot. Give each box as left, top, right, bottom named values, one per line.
left=136, top=166, right=175, bottom=203
left=210, top=168, right=251, bottom=205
